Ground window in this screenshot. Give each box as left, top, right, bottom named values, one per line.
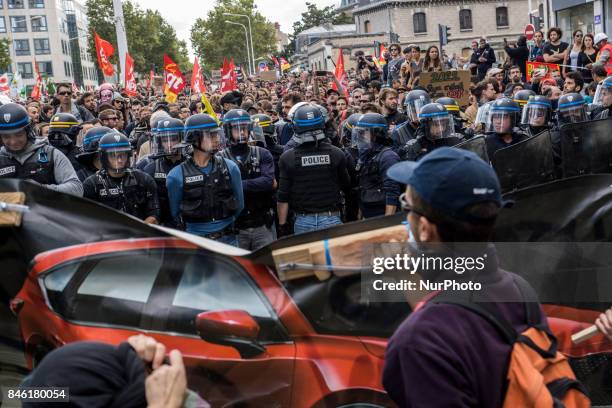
left=413, top=12, right=427, bottom=34
left=0, top=17, right=5, bottom=33
left=7, top=0, right=24, bottom=8
left=14, top=39, right=30, bottom=56
left=496, top=6, right=509, bottom=27
left=17, top=62, right=33, bottom=79
left=364, top=20, right=371, bottom=33
left=64, top=61, right=71, bottom=77
left=33, top=38, right=50, bottom=55
left=10, top=16, right=27, bottom=32
left=0, top=0, right=3, bottom=8
left=29, top=0, right=44, bottom=7
left=31, top=15, right=46, bottom=31
left=459, top=9, right=473, bottom=30
left=37, top=60, right=52, bottom=75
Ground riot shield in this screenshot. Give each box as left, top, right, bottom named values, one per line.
left=560, top=118, right=612, bottom=177
left=453, top=135, right=489, bottom=163
left=493, top=130, right=555, bottom=192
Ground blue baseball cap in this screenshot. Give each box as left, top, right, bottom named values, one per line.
left=387, top=147, right=506, bottom=221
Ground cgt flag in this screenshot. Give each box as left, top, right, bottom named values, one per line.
left=94, top=31, right=115, bottom=76
left=333, top=49, right=348, bottom=97
left=124, top=52, right=137, bottom=97
left=163, top=54, right=185, bottom=103
left=31, top=61, right=43, bottom=100
left=280, top=57, right=290, bottom=71
left=379, top=43, right=387, bottom=65
left=191, top=57, right=206, bottom=94
left=221, top=57, right=232, bottom=92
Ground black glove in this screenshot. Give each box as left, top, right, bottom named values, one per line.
left=277, top=223, right=293, bottom=238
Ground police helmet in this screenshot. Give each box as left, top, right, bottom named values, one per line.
left=98, top=131, right=132, bottom=175
left=418, top=103, right=455, bottom=140
left=435, top=97, right=461, bottom=118
left=557, top=93, right=587, bottom=125
left=152, top=117, right=184, bottom=157
left=251, top=114, right=275, bottom=135
left=351, top=113, right=388, bottom=152
left=521, top=95, right=552, bottom=128
left=341, top=113, right=361, bottom=148
left=48, top=112, right=81, bottom=148
left=485, top=98, right=521, bottom=135
left=593, top=76, right=612, bottom=107
left=291, top=104, right=326, bottom=144
left=223, top=109, right=252, bottom=145
left=250, top=123, right=267, bottom=148
left=0, top=103, right=36, bottom=142
left=405, top=89, right=432, bottom=122
left=76, top=126, right=112, bottom=163
left=513, top=89, right=536, bottom=109
left=181, top=113, right=224, bottom=153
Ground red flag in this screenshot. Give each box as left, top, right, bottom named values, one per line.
left=221, top=57, right=236, bottom=92
left=191, top=57, right=206, bottom=94
left=94, top=31, right=115, bottom=76
left=163, top=54, right=185, bottom=102
left=31, top=60, right=42, bottom=100
left=146, top=69, right=153, bottom=89
left=379, top=44, right=388, bottom=65
left=0, top=74, right=9, bottom=93
left=280, top=57, right=290, bottom=71
left=124, top=52, right=137, bottom=97
left=229, top=58, right=237, bottom=88
left=333, top=49, right=349, bottom=97
left=272, top=56, right=280, bottom=68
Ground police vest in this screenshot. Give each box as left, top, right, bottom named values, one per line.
left=179, top=156, right=238, bottom=223
left=221, top=146, right=273, bottom=229
left=597, top=44, right=612, bottom=75
left=359, top=148, right=390, bottom=208
left=58, top=144, right=82, bottom=173
left=153, top=157, right=181, bottom=224
left=0, top=144, right=56, bottom=184
left=93, top=170, right=149, bottom=218
left=291, top=142, right=341, bottom=213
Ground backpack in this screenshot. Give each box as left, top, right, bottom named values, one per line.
left=431, top=277, right=590, bottom=408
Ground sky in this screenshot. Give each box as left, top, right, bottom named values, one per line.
left=133, top=0, right=340, bottom=58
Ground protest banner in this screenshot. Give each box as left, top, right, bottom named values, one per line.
left=526, top=61, right=561, bottom=82
left=419, top=70, right=471, bottom=107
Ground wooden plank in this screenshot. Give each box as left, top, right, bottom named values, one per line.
left=0, top=192, right=25, bottom=227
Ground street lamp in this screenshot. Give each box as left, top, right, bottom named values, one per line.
left=225, top=20, right=252, bottom=76
left=223, top=13, right=255, bottom=79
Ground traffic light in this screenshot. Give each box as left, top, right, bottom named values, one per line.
left=374, top=40, right=381, bottom=57
left=439, top=24, right=451, bottom=46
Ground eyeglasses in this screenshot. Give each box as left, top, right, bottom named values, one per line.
left=575, top=33, right=583, bottom=37
left=58, top=91, right=72, bottom=96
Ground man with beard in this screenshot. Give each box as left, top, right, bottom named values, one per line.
left=379, top=88, right=407, bottom=131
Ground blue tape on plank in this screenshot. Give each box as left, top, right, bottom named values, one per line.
left=324, top=239, right=332, bottom=267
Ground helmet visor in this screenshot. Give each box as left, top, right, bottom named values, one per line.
left=103, top=147, right=132, bottom=174
left=593, top=83, right=612, bottom=107
left=558, top=104, right=587, bottom=124
left=405, top=97, right=430, bottom=122
left=475, top=102, right=493, bottom=125
left=198, top=129, right=225, bottom=153
left=228, top=122, right=251, bottom=144
left=486, top=111, right=515, bottom=134
left=426, top=115, right=455, bottom=139
left=351, top=127, right=373, bottom=152
left=153, top=131, right=183, bottom=156
left=521, top=104, right=551, bottom=127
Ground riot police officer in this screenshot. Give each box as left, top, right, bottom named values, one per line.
left=513, top=89, right=536, bottom=112
left=47, top=112, right=82, bottom=172
left=399, top=103, right=463, bottom=161
left=484, top=98, right=528, bottom=160
left=166, top=114, right=244, bottom=245
left=220, top=109, right=275, bottom=250
left=75, top=126, right=112, bottom=182
left=591, top=76, right=612, bottom=119
left=557, top=93, right=588, bottom=127
left=521, top=95, right=553, bottom=136
left=142, top=117, right=185, bottom=227
left=277, top=104, right=350, bottom=235
left=436, top=97, right=466, bottom=136
left=83, top=131, right=159, bottom=223
left=391, top=89, right=431, bottom=151
left=284, top=103, right=336, bottom=151
left=0, top=103, right=82, bottom=196
left=340, top=113, right=361, bottom=222
left=352, top=113, right=401, bottom=218
left=252, top=113, right=283, bottom=180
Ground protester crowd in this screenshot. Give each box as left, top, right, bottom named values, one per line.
left=0, top=26, right=611, bottom=408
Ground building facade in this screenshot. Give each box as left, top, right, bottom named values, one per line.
left=0, top=0, right=98, bottom=95
left=537, top=0, right=610, bottom=43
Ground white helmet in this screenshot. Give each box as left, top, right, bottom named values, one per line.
left=594, top=32, right=609, bottom=46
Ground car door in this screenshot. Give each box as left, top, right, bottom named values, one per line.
left=140, top=249, right=296, bottom=408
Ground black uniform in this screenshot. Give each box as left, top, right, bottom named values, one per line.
left=398, top=129, right=464, bottom=161
left=341, top=146, right=360, bottom=222
left=277, top=140, right=350, bottom=213
left=83, top=169, right=160, bottom=220
left=485, top=130, right=529, bottom=163
left=359, top=146, right=401, bottom=218
left=76, top=165, right=97, bottom=182
left=0, top=143, right=56, bottom=184
left=143, top=157, right=182, bottom=226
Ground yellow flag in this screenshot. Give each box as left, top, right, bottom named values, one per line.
left=201, top=93, right=219, bottom=124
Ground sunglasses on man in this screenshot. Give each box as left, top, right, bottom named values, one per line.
left=58, top=91, right=72, bottom=96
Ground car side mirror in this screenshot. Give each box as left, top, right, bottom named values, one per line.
left=196, top=310, right=265, bottom=358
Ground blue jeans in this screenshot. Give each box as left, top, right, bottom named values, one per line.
left=294, top=214, right=342, bottom=234
left=216, top=234, right=237, bottom=246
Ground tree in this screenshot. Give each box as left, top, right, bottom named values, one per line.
left=85, top=0, right=189, bottom=75
left=286, top=3, right=353, bottom=56
left=190, top=0, right=276, bottom=73
left=0, top=39, right=11, bottom=72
